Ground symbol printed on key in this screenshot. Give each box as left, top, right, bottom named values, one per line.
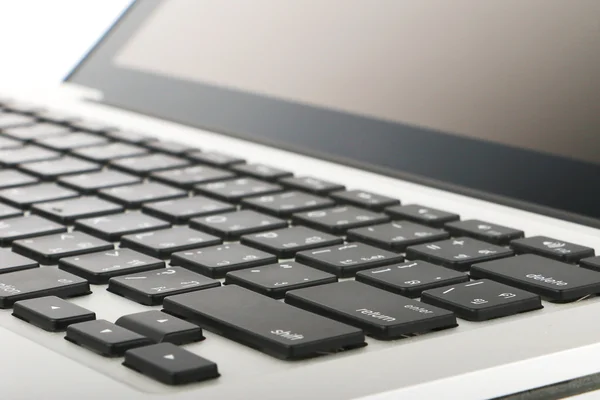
left=164, top=354, right=175, bottom=360
left=471, top=298, right=488, bottom=305
left=101, top=329, right=112, bottom=333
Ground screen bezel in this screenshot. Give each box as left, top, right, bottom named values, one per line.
left=67, top=0, right=600, bottom=228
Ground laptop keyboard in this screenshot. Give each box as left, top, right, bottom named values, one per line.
left=1, top=98, right=600, bottom=385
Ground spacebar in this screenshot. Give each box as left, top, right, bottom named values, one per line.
left=162, top=285, right=365, bottom=360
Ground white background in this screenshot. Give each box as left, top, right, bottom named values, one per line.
left=0, top=0, right=131, bottom=87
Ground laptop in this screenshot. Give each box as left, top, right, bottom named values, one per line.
left=1, top=1, right=599, bottom=398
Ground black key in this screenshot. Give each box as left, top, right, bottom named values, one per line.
left=104, top=130, right=155, bottom=144
left=242, top=191, right=335, bottom=217
left=195, top=177, right=283, bottom=203
left=116, top=311, right=203, bottom=345
left=187, top=151, right=245, bottom=167
left=470, top=254, right=600, bottom=302
left=286, top=281, right=457, bottom=339
left=70, top=120, right=118, bottom=134
left=580, top=256, right=600, bottom=272
left=151, top=165, right=235, bottom=189
left=295, top=242, right=404, bottom=278
left=231, top=163, right=293, bottom=181
left=142, top=196, right=236, bottom=224
left=32, top=196, right=123, bottom=224
left=225, top=261, right=337, bottom=299
left=444, top=220, right=525, bottom=246
left=406, top=237, right=514, bottom=271
left=0, top=136, right=23, bottom=150
left=108, top=267, right=220, bottom=305
left=241, top=226, right=343, bottom=258
left=75, top=212, right=171, bottom=242
left=0, top=215, right=66, bottom=245
left=279, top=176, right=345, bottom=195
left=190, top=210, right=287, bottom=240
left=99, top=182, right=186, bottom=208
left=356, top=260, right=469, bottom=298
left=385, top=204, right=460, bottom=228
left=144, top=140, right=191, bottom=155
left=421, top=279, right=542, bottom=321
left=72, top=142, right=148, bottom=163
left=292, top=206, right=390, bottom=234
left=163, top=285, right=365, bottom=360
left=330, top=190, right=400, bottom=211
left=0, top=249, right=38, bottom=274
left=0, top=203, right=22, bottom=219
left=0, top=183, right=79, bottom=208
left=510, top=236, right=594, bottom=263
left=35, top=132, right=108, bottom=152
left=58, top=170, right=141, bottom=193
left=0, top=145, right=61, bottom=166
left=13, top=296, right=95, bottom=332
left=19, top=156, right=101, bottom=180
left=0, top=113, right=36, bottom=129
left=65, top=319, right=152, bottom=357
left=0, top=267, right=90, bottom=308
left=171, top=243, right=277, bottom=278
left=347, top=221, right=450, bottom=251
left=110, top=154, right=189, bottom=176
left=59, top=248, right=165, bottom=284
left=121, top=227, right=221, bottom=259
left=2, top=123, right=70, bottom=141
left=123, top=343, right=219, bottom=385
left=12, top=232, right=113, bottom=265
left=0, top=170, right=38, bottom=189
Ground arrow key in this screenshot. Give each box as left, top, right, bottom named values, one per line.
left=13, top=295, right=95, bottom=331
left=66, top=319, right=152, bottom=357
left=116, top=310, right=204, bottom=345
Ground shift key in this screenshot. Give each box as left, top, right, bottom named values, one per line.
left=163, top=285, right=365, bottom=360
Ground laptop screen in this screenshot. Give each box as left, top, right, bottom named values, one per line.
left=68, top=0, right=600, bottom=224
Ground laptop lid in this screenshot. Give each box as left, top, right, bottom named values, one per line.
left=67, top=0, right=600, bottom=226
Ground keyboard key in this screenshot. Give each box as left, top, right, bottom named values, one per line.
left=330, top=190, right=400, bottom=211
left=72, top=142, right=148, bottom=162
left=292, top=206, right=390, bottom=234
left=356, top=260, right=469, bottom=298
left=35, top=110, right=81, bottom=124
left=240, top=226, right=343, bottom=258
left=241, top=191, right=335, bottom=217
left=75, top=212, right=171, bottom=241
left=195, top=178, right=283, bottom=203
left=0, top=267, right=90, bottom=308
left=296, top=242, right=404, bottom=278
left=121, top=227, right=221, bottom=259
left=142, top=196, right=235, bottom=224
left=0, top=183, right=79, bottom=208
left=12, top=232, right=113, bottom=265
left=70, top=120, right=118, bottom=134
left=171, top=243, right=277, bottom=278
left=116, top=311, right=204, bottom=345
left=0, top=136, right=23, bottom=150
left=385, top=204, right=460, bottom=227
left=0, top=145, right=61, bottom=166
left=58, top=170, right=141, bottom=193
left=0, top=249, right=38, bottom=274
left=110, top=154, right=189, bottom=176
left=163, top=285, right=365, bottom=360
left=59, top=248, right=165, bottom=284
left=187, top=151, right=244, bottom=167
left=286, top=281, right=457, bottom=339
left=104, top=130, right=155, bottom=144
left=108, top=267, right=220, bottom=305
left=470, top=254, right=600, bottom=302
left=580, top=256, right=600, bottom=272
left=0, top=170, right=38, bottom=189
left=0, top=215, right=66, bottom=245
left=0, top=112, right=36, bottom=129
left=20, top=156, right=101, bottom=180
left=406, top=237, right=514, bottom=271
left=65, top=319, right=152, bottom=357
left=2, top=101, right=46, bottom=115
left=231, top=163, right=293, bottom=181
left=151, top=165, right=235, bottom=189
left=13, top=296, right=95, bottom=332
left=123, top=343, right=219, bottom=385
left=510, top=236, right=594, bottom=263
left=3, top=123, right=70, bottom=141
left=279, top=176, right=345, bottom=195
left=144, top=140, right=191, bottom=155
left=0, top=203, right=22, bottom=219
left=31, top=196, right=123, bottom=224
left=347, top=221, right=450, bottom=251
left=35, top=132, right=108, bottom=152
left=99, top=182, right=186, bottom=208
left=444, top=220, right=525, bottom=245
left=190, top=210, right=287, bottom=240
left=421, top=279, right=542, bottom=321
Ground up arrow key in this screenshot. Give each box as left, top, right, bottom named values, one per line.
left=163, top=354, right=175, bottom=360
